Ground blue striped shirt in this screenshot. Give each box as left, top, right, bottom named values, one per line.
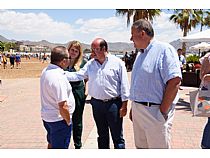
left=130, top=40, right=182, bottom=104
left=65, top=54, right=130, bottom=101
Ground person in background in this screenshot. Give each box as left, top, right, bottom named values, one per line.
left=0, top=52, right=2, bottom=66
left=9, top=54, right=15, bottom=69
left=2, top=53, right=7, bottom=69
left=66, top=40, right=87, bottom=149
left=15, top=53, right=21, bottom=69
left=40, top=46, right=75, bottom=149
left=177, top=48, right=186, bottom=71
left=199, top=53, right=210, bottom=149
left=42, top=53, right=47, bottom=63
left=129, top=19, right=182, bottom=149
left=65, top=38, right=130, bottom=149
left=124, top=52, right=129, bottom=71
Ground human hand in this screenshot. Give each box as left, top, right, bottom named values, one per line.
left=65, top=119, right=71, bottom=126
left=161, top=112, right=168, bottom=121
left=119, top=106, right=127, bottom=118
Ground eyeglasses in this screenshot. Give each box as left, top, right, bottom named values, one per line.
left=91, top=48, right=101, bottom=52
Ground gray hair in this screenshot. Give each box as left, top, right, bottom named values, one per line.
left=132, top=19, right=154, bottom=37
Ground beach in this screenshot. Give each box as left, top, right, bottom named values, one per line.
left=0, top=58, right=49, bottom=79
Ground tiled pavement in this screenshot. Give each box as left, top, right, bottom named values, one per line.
left=0, top=75, right=207, bottom=149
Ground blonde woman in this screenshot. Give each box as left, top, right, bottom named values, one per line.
left=66, top=41, right=87, bottom=149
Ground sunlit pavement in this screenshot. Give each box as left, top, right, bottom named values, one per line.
left=0, top=74, right=206, bottom=149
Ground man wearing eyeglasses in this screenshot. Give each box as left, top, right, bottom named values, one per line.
left=65, top=38, right=130, bottom=149
left=40, top=46, right=75, bottom=149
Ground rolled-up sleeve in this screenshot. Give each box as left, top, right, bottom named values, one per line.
left=159, top=47, right=182, bottom=84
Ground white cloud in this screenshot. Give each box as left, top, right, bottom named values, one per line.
left=74, top=16, right=131, bottom=43
left=0, top=10, right=74, bottom=43
left=76, top=17, right=124, bottom=33
left=0, top=10, right=196, bottom=45
left=153, top=12, right=183, bottom=42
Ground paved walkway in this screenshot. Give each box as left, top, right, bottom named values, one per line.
left=0, top=76, right=207, bottom=149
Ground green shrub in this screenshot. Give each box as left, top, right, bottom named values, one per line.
left=186, top=55, right=200, bottom=63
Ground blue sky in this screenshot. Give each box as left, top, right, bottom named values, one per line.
left=0, top=9, right=208, bottom=44
left=12, top=9, right=116, bottom=23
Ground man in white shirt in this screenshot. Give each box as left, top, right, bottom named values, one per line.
left=40, top=46, right=75, bottom=149
left=177, top=48, right=186, bottom=71
left=65, top=38, right=130, bottom=149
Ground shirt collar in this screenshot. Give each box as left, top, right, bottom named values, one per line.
left=143, top=38, right=156, bottom=54
left=48, top=63, right=65, bottom=73
left=94, top=52, right=110, bottom=64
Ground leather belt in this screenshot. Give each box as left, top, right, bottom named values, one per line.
left=134, top=101, right=160, bottom=107
left=92, top=97, right=120, bottom=102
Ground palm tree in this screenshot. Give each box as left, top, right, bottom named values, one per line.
left=116, top=9, right=161, bottom=26
left=169, top=9, right=202, bottom=54
left=0, top=41, right=5, bottom=52
left=199, top=9, right=210, bottom=31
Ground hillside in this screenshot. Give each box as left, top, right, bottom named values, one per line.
left=0, top=34, right=202, bottom=53
left=0, top=34, right=134, bottom=52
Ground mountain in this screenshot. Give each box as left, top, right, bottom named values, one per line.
left=0, top=34, right=202, bottom=53
left=0, top=35, right=10, bottom=42
left=0, top=35, right=135, bottom=52
left=170, top=40, right=201, bottom=54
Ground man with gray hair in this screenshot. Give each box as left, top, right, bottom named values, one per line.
left=40, top=46, right=75, bottom=149
left=129, top=19, right=182, bottom=148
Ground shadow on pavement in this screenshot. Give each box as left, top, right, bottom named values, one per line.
left=176, top=98, right=191, bottom=111
left=85, top=99, right=91, bottom=104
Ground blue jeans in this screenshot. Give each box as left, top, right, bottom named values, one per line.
left=90, top=97, right=125, bottom=149
left=201, top=117, right=210, bottom=149
left=43, top=120, right=72, bottom=149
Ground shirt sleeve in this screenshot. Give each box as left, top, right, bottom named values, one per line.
left=159, top=46, right=182, bottom=84
left=65, top=61, right=89, bottom=81
left=119, top=61, right=130, bottom=101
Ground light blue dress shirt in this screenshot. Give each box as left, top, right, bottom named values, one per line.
left=130, top=39, right=182, bottom=104
left=65, top=54, right=130, bottom=101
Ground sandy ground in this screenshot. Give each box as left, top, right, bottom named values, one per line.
left=0, top=58, right=49, bottom=79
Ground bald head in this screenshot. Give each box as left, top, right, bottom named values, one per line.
left=91, top=38, right=108, bottom=51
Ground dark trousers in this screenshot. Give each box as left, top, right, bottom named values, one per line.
left=201, top=117, right=210, bottom=149
left=90, top=97, right=125, bottom=149
left=72, top=88, right=86, bottom=149
left=43, top=120, right=72, bottom=149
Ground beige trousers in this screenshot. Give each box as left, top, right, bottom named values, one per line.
left=132, top=101, right=175, bottom=149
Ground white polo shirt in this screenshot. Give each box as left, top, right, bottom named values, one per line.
left=40, top=64, right=75, bottom=122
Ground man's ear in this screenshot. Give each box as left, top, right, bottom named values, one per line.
left=59, top=59, right=65, bottom=67
left=101, top=46, right=105, bottom=51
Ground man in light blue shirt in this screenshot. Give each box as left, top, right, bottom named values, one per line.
left=65, top=38, right=130, bottom=149
left=129, top=19, right=182, bottom=148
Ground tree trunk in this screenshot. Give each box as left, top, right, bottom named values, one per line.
left=182, top=28, right=188, bottom=56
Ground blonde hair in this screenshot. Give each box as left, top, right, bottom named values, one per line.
left=67, top=40, right=83, bottom=71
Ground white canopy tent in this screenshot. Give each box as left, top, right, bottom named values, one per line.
left=180, top=29, right=210, bottom=42
left=189, top=42, right=210, bottom=51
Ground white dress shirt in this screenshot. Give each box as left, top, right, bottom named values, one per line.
left=65, top=54, right=130, bottom=101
